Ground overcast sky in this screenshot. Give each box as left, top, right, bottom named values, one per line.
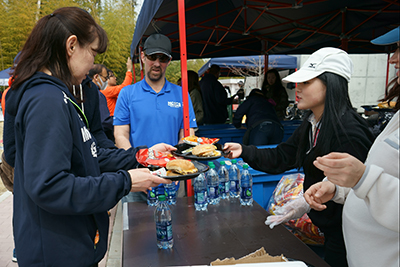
left=135, top=0, right=144, bottom=14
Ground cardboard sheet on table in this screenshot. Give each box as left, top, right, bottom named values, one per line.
left=168, top=262, right=308, bottom=267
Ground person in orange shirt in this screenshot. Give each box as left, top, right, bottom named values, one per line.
left=101, top=57, right=133, bottom=116
left=1, top=77, right=11, bottom=116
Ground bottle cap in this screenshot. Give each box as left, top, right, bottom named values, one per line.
left=243, top=164, right=249, bottom=169
left=220, top=161, right=225, bottom=165
left=231, top=159, right=237, bottom=164
left=158, top=194, right=166, bottom=201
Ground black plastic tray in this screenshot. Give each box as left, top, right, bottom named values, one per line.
left=158, top=160, right=209, bottom=181
left=172, top=143, right=228, bottom=160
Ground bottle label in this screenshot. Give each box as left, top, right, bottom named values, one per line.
left=195, top=191, right=207, bottom=204
left=208, top=185, right=219, bottom=199
left=156, top=221, right=173, bottom=242
left=240, top=186, right=252, bottom=199
left=225, top=181, right=230, bottom=193
left=166, top=188, right=176, bottom=200
left=148, top=189, right=157, bottom=202
left=230, top=181, right=239, bottom=192
left=219, top=182, right=226, bottom=195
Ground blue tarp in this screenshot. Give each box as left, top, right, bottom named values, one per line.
left=198, top=55, right=297, bottom=76
left=0, top=67, right=12, bottom=86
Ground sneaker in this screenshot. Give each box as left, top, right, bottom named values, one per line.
left=12, top=248, right=17, bottom=262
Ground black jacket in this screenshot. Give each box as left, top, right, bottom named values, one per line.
left=81, top=77, right=116, bottom=149
left=240, top=110, right=374, bottom=231
left=200, top=73, right=232, bottom=124
left=233, top=93, right=281, bottom=129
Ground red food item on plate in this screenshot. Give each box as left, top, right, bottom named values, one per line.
left=182, top=135, right=219, bottom=146
left=136, top=148, right=176, bottom=167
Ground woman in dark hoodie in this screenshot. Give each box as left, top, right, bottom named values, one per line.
left=4, top=7, right=173, bottom=266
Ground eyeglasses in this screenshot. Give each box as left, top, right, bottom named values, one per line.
left=99, top=74, right=109, bottom=80
left=145, top=53, right=171, bottom=63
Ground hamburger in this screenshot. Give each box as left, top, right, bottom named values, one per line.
left=166, top=159, right=198, bottom=175
left=192, top=144, right=221, bottom=157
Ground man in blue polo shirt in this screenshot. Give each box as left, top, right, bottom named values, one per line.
left=113, top=34, right=197, bottom=202
left=113, top=33, right=197, bottom=149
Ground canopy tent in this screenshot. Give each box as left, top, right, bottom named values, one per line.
left=0, top=67, right=12, bottom=86
left=197, top=54, right=297, bottom=76
left=131, top=0, right=399, bottom=60
left=130, top=0, right=399, bottom=196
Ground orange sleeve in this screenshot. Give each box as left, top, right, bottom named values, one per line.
left=102, top=71, right=132, bottom=99
left=2, top=88, right=10, bottom=116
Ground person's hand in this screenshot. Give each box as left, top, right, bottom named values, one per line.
left=265, top=196, right=310, bottom=229
left=128, top=168, right=171, bottom=193
left=304, top=181, right=336, bottom=211
left=150, top=143, right=177, bottom=154
left=223, top=143, right=242, bottom=159
left=126, top=57, right=133, bottom=72
left=313, top=152, right=366, bottom=188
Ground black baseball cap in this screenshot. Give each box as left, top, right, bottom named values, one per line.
left=143, top=33, right=172, bottom=58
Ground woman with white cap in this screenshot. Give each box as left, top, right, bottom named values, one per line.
left=305, top=27, right=399, bottom=267
left=224, top=47, right=376, bottom=267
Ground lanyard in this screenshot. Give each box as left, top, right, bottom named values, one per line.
left=67, top=98, right=89, bottom=129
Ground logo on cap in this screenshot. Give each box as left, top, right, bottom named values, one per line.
left=308, top=63, right=317, bottom=69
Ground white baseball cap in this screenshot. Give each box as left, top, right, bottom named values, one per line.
left=282, top=47, right=353, bottom=83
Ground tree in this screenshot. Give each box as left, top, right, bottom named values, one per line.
left=97, top=0, right=136, bottom=84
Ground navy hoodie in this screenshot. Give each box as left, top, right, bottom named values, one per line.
left=80, top=77, right=116, bottom=149
left=4, top=72, right=139, bottom=266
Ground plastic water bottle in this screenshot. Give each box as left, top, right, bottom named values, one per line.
left=240, top=164, right=253, bottom=206
left=206, top=162, right=220, bottom=205
left=147, top=187, right=158, bottom=206
left=154, top=194, right=174, bottom=249
left=164, top=182, right=177, bottom=205
left=218, top=161, right=230, bottom=199
left=229, top=159, right=240, bottom=198
left=193, top=173, right=208, bottom=211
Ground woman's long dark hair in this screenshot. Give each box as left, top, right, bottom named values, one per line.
left=295, top=72, right=365, bottom=167
left=380, top=77, right=400, bottom=111
left=187, top=70, right=200, bottom=93
left=261, top=69, right=285, bottom=97
left=11, top=7, right=108, bottom=92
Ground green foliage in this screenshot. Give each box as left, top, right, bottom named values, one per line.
left=0, top=0, right=206, bottom=87
left=98, top=0, right=136, bottom=84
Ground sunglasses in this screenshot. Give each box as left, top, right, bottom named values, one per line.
left=145, top=53, right=171, bottom=63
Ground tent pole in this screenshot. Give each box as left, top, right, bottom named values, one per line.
left=386, top=53, right=390, bottom=87
left=178, top=0, right=193, bottom=197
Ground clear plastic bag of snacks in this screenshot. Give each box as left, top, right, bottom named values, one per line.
left=267, top=173, right=324, bottom=245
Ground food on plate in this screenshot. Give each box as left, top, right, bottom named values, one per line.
left=181, top=147, right=194, bottom=154
left=377, top=101, right=396, bottom=109
left=192, top=144, right=221, bottom=157
left=136, top=148, right=175, bottom=167
left=166, top=159, right=198, bottom=175
left=182, top=135, right=219, bottom=146
left=166, top=170, right=179, bottom=176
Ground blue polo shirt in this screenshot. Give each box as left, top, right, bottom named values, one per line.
left=113, top=78, right=197, bottom=147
